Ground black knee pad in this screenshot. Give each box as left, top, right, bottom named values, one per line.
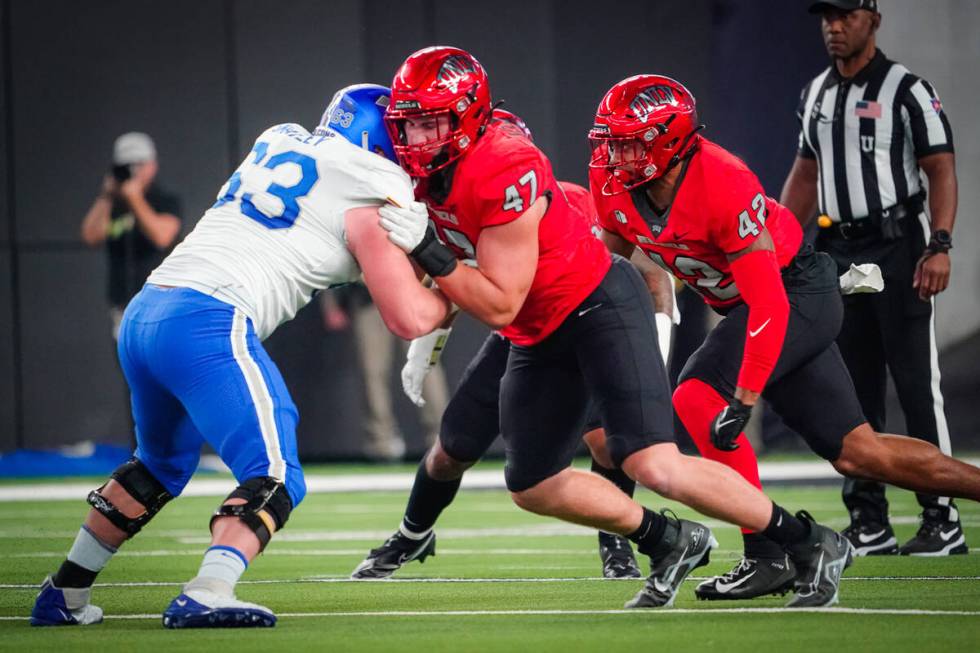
left=210, top=477, right=293, bottom=551
left=86, top=458, right=174, bottom=537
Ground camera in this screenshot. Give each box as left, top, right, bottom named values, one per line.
left=111, top=163, right=132, bottom=182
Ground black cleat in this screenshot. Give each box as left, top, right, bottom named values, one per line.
left=625, top=515, right=717, bottom=608
left=598, top=532, right=642, bottom=579
left=786, top=511, right=853, bottom=608
left=694, top=555, right=796, bottom=601
left=899, top=509, right=968, bottom=557
left=841, top=521, right=898, bottom=556
left=351, top=530, right=436, bottom=579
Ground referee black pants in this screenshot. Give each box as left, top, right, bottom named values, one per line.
left=826, top=216, right=958, bottom=525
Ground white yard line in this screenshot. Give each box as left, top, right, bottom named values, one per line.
left=3, top=575, right=978, bottom=590
left=2, top=606, right=979, bottom=621
left=17, top=460, right=980, bottom=502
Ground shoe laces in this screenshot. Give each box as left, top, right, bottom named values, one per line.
left=719, top=558, right=756, bottom=581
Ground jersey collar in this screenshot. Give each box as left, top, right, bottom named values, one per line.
left=828, top=47, right=888, bottom=86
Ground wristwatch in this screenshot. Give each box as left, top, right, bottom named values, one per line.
left=927, top=229, right=952, bottom=254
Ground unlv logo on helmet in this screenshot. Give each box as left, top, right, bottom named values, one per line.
left=437, top=55, right=477, bottom=93
left=629, top=85, right=678, bottom=123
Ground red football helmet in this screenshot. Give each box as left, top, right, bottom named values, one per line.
left=385, top=46, right=492, bottom=177
left=491, top=108, right=533, bottom=141
left=588, top=74, right=701, bottom=195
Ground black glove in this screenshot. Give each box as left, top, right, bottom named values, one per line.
left=710, top=399, right=753, bottom=451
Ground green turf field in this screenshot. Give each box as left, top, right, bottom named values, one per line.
left=1, top=467, right=978, bottom=652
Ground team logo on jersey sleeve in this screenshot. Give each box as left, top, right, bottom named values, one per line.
left=629, top=85, right=678, bottom=123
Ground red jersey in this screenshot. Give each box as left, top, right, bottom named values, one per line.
left=418, top=121, right=611, bottom=345
left=592, top=138, right=803, bottom=311
left=558, top=181, right=600, bottom=237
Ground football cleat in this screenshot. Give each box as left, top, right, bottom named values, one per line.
left=841, top=521, right=898, bottom=556
left=162, top=589, right=276, bottom=628
left=30, top=576, right=103, bottom=627
left=786, top=512, right=854, bottom=608
left=899, top=508, right=968, bottom=557
left=694, top=555, right=796, bottom=600
left=598, top=532, right=643, bottom=579
left=625, top=515, right=717, bottom=608
left=351, top=530, right=436, bottom=579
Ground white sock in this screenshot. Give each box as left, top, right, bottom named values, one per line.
left=66, top=526, right=117, bottom=573
left=186, top=546, right=247, bottom=596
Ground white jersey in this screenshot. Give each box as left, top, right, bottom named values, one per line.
left=149, top=123, right=414, bottom=339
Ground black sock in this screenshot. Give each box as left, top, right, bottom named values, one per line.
left=626, top=507, right=675, bottom=559
left=742, top=531, right=786, bottom=560
left=402, top=460, right=462, bottom=534
left=52, top=560, right=98, bottom=589
left=590, top=458, right=636, bottom=498
left=761, top=504, right=810, bottom=546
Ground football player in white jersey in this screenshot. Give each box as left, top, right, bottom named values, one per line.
left=30, top=84, right=452, bottom=629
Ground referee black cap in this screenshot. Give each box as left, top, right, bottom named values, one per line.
left=808, top=0, right=879, bottom=14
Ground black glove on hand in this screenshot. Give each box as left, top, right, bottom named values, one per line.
left=710, top=399, right=753, bottom=452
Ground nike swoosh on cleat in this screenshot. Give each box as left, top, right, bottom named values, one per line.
left=176, top=599, right=187, bottom=607
left=939, top=528, right=960, bottom=542
left=715, top=571, right=756, bottom=593
left=858, top=529, right=887, bottom=544
left=749, top=318, right=772, bottom=338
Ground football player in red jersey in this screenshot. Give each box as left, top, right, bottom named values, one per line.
left=352, top=108, right=666, bottom=581
left=369, top=46, right=852, bottom=609
left=588, top=74, right=980, bottom=601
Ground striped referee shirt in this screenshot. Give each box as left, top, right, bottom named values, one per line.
left=796, top=48, right=954, bottom=223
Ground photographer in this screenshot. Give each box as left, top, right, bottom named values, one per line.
left=81, top=132, right=182, bottom=337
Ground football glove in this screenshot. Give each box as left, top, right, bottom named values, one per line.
left=402, top=327, right=453, bottom=407
left=710, top=399, right=753, bottom=452
left=379, top=201, right=430, bottom=253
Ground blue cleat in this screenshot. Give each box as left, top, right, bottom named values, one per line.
left=30, top=576, right=103, bottom=626
left=162, top=589, right=277, bottom=628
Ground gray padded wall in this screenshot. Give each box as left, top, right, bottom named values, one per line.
left=12, top=1, right=228, bottom=447
left=0, top=250, right=15, bottom=452
left=554, top=0, right=714, bottom=186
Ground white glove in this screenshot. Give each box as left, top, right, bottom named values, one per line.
left=379, top=200, right=429, bottom=253
left=839, top=263, right=884, bottom=295
left=655, top=312, right=673, bottom=364
left=402, top=327, right=453, bottom=407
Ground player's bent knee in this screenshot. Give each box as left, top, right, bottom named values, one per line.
left=583, top=428, right=614, bottom=470
left=210, top=476, right=293, bottom=552
left=833, top=426, right=883, bottom=479
left=624, top=446, right=678, bottom=497
left=86, top=458, right=174, bottom=538
left=427, top=441, right=475, bottom=481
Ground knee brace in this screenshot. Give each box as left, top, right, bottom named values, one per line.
left=210, top=477, right=293, bottom=552
left=86, top=458, right=174, bottom=537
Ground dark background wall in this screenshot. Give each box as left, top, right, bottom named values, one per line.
left=8, top=0, right=961, bottom=460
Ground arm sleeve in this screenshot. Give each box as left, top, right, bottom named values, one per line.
left=730, top=249, right=789, bottom=393
left=903, top=78, right=955, bottom=157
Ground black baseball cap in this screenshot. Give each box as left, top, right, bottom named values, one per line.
left=808, top=0, right=879, bottom=13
